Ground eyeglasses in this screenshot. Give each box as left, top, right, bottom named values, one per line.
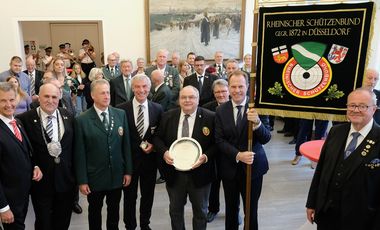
left=346, top=104, right=376, bottom=112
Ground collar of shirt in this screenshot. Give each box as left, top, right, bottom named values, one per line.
left=28, top=70, right=36, bottom=76
left=0, top=114, right=15, bottom=133
left=93, top=105, right=109, bottom=120
left=132, top=97, right=148, bottom=109
left=178, top=109, right=197, bottom=138
left=196, top=71, right=206, bottom=78
left=39, top=107, right=57, bottom=122
left=158, top=66, right=166, bottom=74
left=123, top=74, right=131, bottom=80
left=231, top=97, right=247, bottom=108
left=346, top=118, right=373, bottom=149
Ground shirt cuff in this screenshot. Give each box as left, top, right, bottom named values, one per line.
left=0, top=205, right=10, bottom=213
left=252, top=121, right=262, bottom=131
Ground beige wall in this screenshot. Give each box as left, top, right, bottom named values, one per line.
left=0, top=0, right=378, bottom=72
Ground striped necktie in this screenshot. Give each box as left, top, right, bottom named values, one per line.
left=29, top=72, right=35, bottom=95
left=10, top=120, right=22, bottom=142
left=136, top=104, right=144, bottom=139
left=46, top=115, right=53, bottom=140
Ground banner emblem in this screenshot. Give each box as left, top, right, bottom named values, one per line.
left=272, top=45, right=288, bottom=64
left=328, top=44, right=349, bottom=64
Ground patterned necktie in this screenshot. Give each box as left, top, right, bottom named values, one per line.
left=101, top=112, right=109, bottom=131
left=29, top=72, right=35, bottom=95
left=182, top=114, right=190, bottom=137
left=198, top=76, right=203, bottom=93
left=236, top=105, right=243, bottom=128
left=136, top=104, right=144, bottom=139
left=111, top=68, right=115, bottom=77
left=218, top=64, right=222, bottom=74
left=344, top=132, right=361, bottom=159
left=46, top=115, right=53, bottom=140
left=10, top=120, right=22, bottom=142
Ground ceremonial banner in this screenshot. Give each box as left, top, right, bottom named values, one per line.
left=255, top=2, right=373, bottom=121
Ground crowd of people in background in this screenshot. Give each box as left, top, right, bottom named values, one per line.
left=0, top=37, right=380, bottom=230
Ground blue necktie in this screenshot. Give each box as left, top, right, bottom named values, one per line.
left=344, top=132, right=360, bottom=159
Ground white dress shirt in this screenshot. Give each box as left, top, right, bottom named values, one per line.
left=177, top=109, right=197, bottom=139
left=132, top=98, right=149, bottom=137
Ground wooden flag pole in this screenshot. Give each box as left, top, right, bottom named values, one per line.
left=245, top=0, right=259, bottom=229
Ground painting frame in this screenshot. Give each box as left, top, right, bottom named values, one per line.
left=145, top=0, right=246, bottom=62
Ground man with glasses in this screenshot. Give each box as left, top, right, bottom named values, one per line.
left=153, top=86, right=216, bottom=230
left=202, top=79, right=229, bottom=222
left=306, top=88, right=380, bottom=229
left=183, top=56, right=217, bottom=106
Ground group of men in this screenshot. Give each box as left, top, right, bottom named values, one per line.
left=0, top=49, right=270, bottom=230
left=1, top=46, right=379, bottom=230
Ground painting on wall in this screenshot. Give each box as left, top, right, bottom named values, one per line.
left=146, top=0, right=245, bottom=61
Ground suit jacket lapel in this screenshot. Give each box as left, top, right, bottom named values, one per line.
left=345, top=124, right=380, bottom=179
left=192, top=108, right=202, bottom=139
left=89, top=107, right=108, bottom=134
left=0, top=119, right=29, bottom=152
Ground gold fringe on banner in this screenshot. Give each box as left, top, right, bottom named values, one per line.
left=255, top=108, right=348, bottom=121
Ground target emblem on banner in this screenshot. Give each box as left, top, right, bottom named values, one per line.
left=282, top=57, right=332, bottom=98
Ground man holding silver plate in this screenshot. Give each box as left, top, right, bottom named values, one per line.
left=17, top=82, right=76, bottom=230
left=153, top=85, right=216, bottom=230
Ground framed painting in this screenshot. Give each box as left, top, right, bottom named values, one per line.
left=146, top=0, right=245, bottom=61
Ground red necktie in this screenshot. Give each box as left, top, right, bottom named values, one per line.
left=10, top=120, right=23, bottom=142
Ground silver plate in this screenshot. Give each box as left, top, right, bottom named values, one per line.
left=169, top=137, right=202, bottom=171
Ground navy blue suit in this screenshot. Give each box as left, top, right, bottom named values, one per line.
left=0, top=119, right=33, bottom=230
left=215, top=101, right=271, bottom=230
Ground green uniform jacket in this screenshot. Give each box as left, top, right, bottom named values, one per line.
left=74, top=106, right=132, bottom=192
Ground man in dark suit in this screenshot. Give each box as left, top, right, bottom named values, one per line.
left=0, top=82, right=42, bottom=230
left=202, top=79, right=230, bottom=223
left=24, top=58, right=43, bottom=100
left=183, top=55, right=217, bottom=106
left=110, top=59, right=134, bottom=106
left=145, top=49, right=180, bottom=107
left=306, top=88, right=380, bottom=230
left=117, top=74, right=163, bottom=230
left=102, top=54, right=121, bottom=81
left=362, top=68, right=380, bottom=124
left=215, top=70, right=271, bottom=230
left=17, top=83, right=75, bottom=230
left=74, top=79, right=133, bottom=230
left=151, top=70, right=172, bottom=112
left=212, top=51, right=227, bottom=79
left=153, top=86, right=216, bottom=230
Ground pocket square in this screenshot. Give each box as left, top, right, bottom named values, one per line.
left=370, top=158, right=380, bottom=164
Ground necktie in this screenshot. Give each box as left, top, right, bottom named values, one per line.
left=46, top=115, right=53, bottom=140
left=136, top=104, right=144, bottom=139
left=29, top=72, right=35, bottom=95
left=101, top=112, right=109, bottom=131
left=344, top=132, right=361, bottom=159
left=236, top=105, right=243, bottom=128
left=111, top=68, right=115, bottom=77
left=218, top=64, right=222, bottom=74
left=10, top=120, right=22, bottom=142
left=125, top=77, right=131, bottom=100
left=198, top=76, right=203, bottom=93
left=182, top=114, right=190, bottom=137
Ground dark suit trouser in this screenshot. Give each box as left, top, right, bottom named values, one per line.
left=208, top=171, right=221, bottom=213
left=166, top=172, right=211, bottom=230
left=316, top=207, right=341, bottom=230
left=123, top=163, right=157, bottom=230
left=87, top=188, right=122, bottom=230
left=2, top=197, right=29, bottom=230
left=31, top=189, right=74, bottom=230
left=222, top=166, right=263, bottom=230
left=295, top=119, right=329, bottom=156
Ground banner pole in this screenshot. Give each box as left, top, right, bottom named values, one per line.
left=245, top=0, right=259, bottom=229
